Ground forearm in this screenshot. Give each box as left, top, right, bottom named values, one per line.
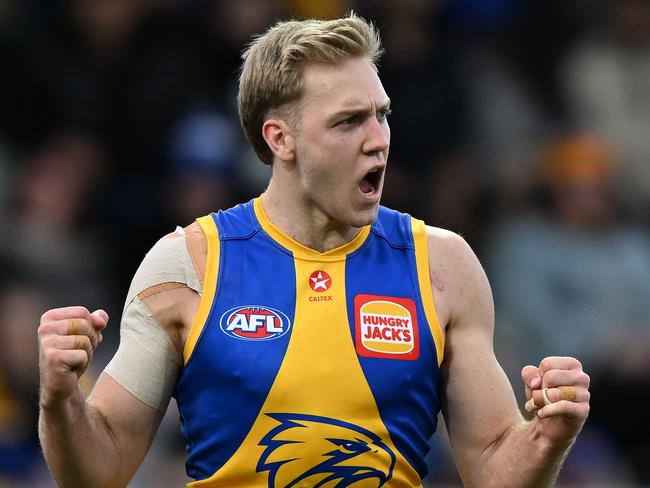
left=39, top=387, right=126, bottom=488
left=473, top=420, right=573, bottom=488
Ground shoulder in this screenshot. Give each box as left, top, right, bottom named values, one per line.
left=124, top=221, right=209, bottom=309
left=126, top=221, right=208, bottom=351
left=424, top=226, right=494, bottom=330
left=425, top=225, right=478, bottom=276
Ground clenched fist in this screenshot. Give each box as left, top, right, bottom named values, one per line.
left=522, top=356, right=590, bottom=445
left=38, top=307, right=109, bottom=408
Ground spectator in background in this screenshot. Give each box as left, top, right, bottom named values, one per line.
left=163, top=107, right=244, bottom=226
left=0, top=129, right=118, bottom=365
left=562, top=0, right=650, bottom=218
left=285, top=0, right=348, bottom=19
left=0, top=283, right=50, bottom=485
left=0, top=130, right=118, bottom=485
left=361, top=0, right=466, bottom=217
left=486, top=133, right=650, bottom=484
left=0, top=130, right=116, bottom=317
left=447, top=0, right=597, bottom=238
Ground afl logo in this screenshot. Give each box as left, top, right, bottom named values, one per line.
left=220, top=306, right=291, bottom=341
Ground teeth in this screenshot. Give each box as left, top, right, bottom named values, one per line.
left=369, top=168, right=378, bottom=173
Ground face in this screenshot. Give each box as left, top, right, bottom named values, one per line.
left=289, top=57, right=391, bottom=228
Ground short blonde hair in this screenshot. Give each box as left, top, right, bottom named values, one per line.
left=238, top=12, right=383, bottom=165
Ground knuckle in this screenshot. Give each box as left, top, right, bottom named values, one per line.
left=543, top=369, right=559, bottom=385
left=73, top=305, right=90, bottom=316
left=565, top=369, right=581, bottom=384
left=539, top=357, right=553, bottom=370
left=563, top=400, right=589, bottom=418
left=549, top=388, right=562, bottom=402
left=521, top=365, right=537, bottom=378
left=46, top=348, right=63, bottom=365
left=554, top=400, right=573, bottom=413
left=81, top=352, right=91, bottom=368
left=37, top=322, right=54, bottom=336
left=79, top=308, right=92, bottom=323
left=40, top=335, right=56, bottom=350
left=40, top=310, right=51, bottom=323
left=73, top=335, right=90, bottom=351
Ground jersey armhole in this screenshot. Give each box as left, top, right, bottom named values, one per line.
left=411, top=218, right=445, bottom=365
left=183, top=214, right=220, bottom=364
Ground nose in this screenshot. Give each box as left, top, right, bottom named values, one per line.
left=362, top=117, right=390, bottom=156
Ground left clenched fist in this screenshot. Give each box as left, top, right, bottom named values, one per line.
left=521, top=357, right=590, bottom=441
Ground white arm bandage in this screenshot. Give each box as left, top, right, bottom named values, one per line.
left=104, top=297, right=181, bottom=410
left=104, top=231, right=203, bottom=411
left=123, top=233, right=202, bottom=308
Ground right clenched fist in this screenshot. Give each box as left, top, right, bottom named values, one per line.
left=38, top=307, right=109, bottom=408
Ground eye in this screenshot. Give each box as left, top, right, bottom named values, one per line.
left=377, top=108, right=392, bottom=122
left=327, top=437, right=370, bottom=454
left=338, top=114, right=361, bottom=127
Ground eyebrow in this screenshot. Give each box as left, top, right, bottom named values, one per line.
left=328, top=99, right=392, bottom=122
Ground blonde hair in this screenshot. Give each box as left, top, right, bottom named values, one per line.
left=238, top=12, right=383, bottom=165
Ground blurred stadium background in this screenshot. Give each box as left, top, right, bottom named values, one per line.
left=0, top=0, right=649, bottom=486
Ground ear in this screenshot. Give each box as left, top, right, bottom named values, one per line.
left=262, top=118, right=296, bottom=163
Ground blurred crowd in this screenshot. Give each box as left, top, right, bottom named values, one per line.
left=0, top=0, right=649, bottom=486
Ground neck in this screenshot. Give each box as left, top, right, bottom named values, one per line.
left=262, top=180, right=362, bottom=253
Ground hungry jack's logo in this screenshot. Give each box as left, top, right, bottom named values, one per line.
left=354, top=294, right=419, bottom=360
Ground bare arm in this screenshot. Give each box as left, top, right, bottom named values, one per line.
left=38, top=226, right=204, bottom=487
left=38, top=308, right=164, bottom=488
left=429, top=228, right=590, bottom=487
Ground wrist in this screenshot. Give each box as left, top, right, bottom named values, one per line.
left=527, top=419, right=575, bottom=457
left=39, top=385, right=84, bottom=414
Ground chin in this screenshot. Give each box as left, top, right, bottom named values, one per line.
left=348, top=205, right=380, bottom=228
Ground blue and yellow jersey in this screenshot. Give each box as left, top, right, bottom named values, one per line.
left=175, top=197, right=445, bottom=487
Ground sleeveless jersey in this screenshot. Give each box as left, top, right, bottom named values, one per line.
left=175, top=198, right=445, bottom=487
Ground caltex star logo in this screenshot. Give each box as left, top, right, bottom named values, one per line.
left=309, top=270, right=332, bottom=292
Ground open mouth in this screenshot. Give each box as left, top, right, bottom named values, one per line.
left=359, top=167, right=383, bottom=195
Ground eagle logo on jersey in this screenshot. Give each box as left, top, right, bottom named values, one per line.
left=257, top=413, right=396, bottom=487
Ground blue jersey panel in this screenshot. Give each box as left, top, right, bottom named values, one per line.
left=175, top=201, right=297, bottom=480
left=345, top=207, right=440, bottom=479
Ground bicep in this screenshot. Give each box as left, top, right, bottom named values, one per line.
left=83, top=227, right=203, bottom=482
left=434, top=232, right=522, bottom=482
left=102, top=227, right=200, bottom=411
